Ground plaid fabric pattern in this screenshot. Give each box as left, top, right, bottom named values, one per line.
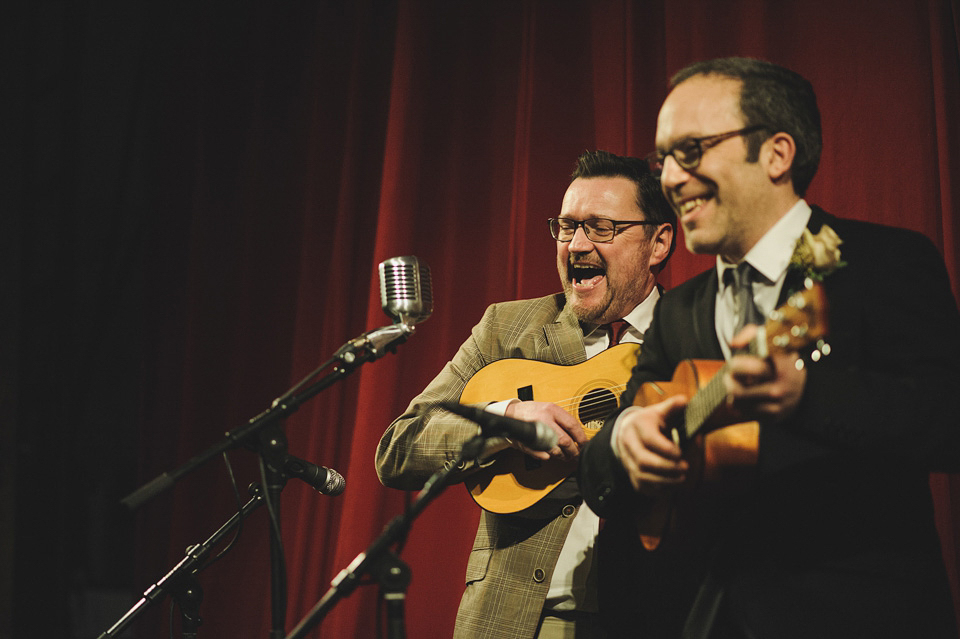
left=376, top=293, right=589, bottom=639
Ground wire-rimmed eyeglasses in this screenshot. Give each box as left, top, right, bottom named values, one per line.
left=645, top=125, right=768, bottom=175
left=548, top=217, right=658, bottom=243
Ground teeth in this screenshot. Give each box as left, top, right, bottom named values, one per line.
left=570, top=264, right=604, bottom=282
left=679, top=197, right=707, bottom=214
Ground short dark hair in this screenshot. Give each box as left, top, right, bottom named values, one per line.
left=570, top=150, right=677, bottom=265
left=670, top=57, right=822, bottom=196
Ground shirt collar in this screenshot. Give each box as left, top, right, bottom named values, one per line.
left=715, top=199, right=812, bottom=285
left=583, top=285, right=661, bottom=339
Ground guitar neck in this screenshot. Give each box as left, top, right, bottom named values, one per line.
left=681, top=333, right=766, bottom=440
left=682, top=362, right=730, bottom=440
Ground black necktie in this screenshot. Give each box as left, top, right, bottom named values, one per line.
left=728, top=262, right=763, bottom=336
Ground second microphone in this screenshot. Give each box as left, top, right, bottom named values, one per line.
left=437, top=402, right=559, bottom=452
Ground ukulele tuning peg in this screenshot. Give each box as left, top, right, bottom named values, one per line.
left=809, top=339, right=832, bottom=363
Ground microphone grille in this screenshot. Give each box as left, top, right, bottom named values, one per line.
left=379, top=256, right=433, bottom=324
left=324, top=469, right=346, bottom=496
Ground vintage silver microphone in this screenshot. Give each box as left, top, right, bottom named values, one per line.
left=336, top=256, right=433, bottom=362
left=379, top=255, right=433, bottom=327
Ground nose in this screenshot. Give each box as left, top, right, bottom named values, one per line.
left=568, top=224, right=595, bottom=252
left=659, top=155, right=689, bottom=191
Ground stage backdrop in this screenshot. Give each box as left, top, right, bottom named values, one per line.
left=10, top=1, right=958, bottom=638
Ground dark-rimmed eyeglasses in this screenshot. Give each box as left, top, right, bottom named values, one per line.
left=548, top=217, right=658, bottom=243
left=645, top=125, right=768, bottom=175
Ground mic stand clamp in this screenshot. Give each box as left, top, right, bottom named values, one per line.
left=334, top=323, right=415, bottom=364
left=375, top=550, right=411, bottom=639
left=170, top=573, right=203, bottom=639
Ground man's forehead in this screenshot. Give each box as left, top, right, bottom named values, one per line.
left=655, top=75, right=743, bottom=144
left=561, top=176, right=640, bottom=215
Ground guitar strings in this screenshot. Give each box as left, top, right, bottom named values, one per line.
left=547, top=382, right=629, bottom=421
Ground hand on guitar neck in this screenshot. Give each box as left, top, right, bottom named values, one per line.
left=620, top=285, right=825, bottom=500
left=619, top=324, right=808, bottom=497
left=502, top=400, right=586, bottom=462
left=726, top=323, right=807, bottom=425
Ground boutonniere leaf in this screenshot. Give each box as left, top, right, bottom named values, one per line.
left=790, top=224, right=847, bottom=282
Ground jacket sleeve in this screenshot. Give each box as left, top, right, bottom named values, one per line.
left=376, top=302, right=528, bottom=490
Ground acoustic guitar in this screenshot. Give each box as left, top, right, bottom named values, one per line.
left=461, top=343, right=640, bottom=513
left=634, top=282, right=829, bottom=550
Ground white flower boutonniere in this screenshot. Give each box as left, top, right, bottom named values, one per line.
left=790, top=224, right=846, bottom=282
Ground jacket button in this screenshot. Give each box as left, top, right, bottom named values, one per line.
left=533, top=568, right=545, bottom=583
left=561, top=504, right=576, bottom=517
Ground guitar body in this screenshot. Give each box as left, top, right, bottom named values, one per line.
left=461, top=343, right=640, bottom=514
left=634, top=360, right=759, bottom=551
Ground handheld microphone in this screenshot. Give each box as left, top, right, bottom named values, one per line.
left=438, top=402, right=559, bottom=452
left=379, top=255, right=433, bottom=327
left=282, top=455, right=346, bottom=496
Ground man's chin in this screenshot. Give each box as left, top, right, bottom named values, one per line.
left=684, top=229, right=721, bottom=255
left=569, top=295, right=609, bottom=324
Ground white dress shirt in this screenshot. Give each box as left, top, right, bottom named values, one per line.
left=610, top=200, right=811, bottom=459
left=544, top=286, right=661, bottom=612
left=715, top=199, right=811, bottom=359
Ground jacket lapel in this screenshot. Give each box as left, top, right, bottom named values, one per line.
left=543, top=305, right=588, bottom=365
left=695, top=271, right=726, bottom=359
left=776, top=206, right=834, bottom=307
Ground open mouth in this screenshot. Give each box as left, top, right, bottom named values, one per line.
left=569, top=262, right=606, bottom=289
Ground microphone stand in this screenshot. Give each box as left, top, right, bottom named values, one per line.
left=97, top=485, right=266, bottom=639
left=114, top=322, right=415, bottom=639
left=259, top=424, right=292, bottom=639
left=284, top=433, right=488, bottom=639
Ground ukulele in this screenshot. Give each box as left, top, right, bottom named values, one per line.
left=460, top=343, right=640, bottom=513
left=634, top=282, right=829, bottom=550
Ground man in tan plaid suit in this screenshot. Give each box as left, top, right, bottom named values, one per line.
left=376, top=150, right=675, bottom=638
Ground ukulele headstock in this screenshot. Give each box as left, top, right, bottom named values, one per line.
left=757, top=280, right=829, bottom=358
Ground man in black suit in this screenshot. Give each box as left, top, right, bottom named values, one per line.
left=579, top=57, right=960, bottom=638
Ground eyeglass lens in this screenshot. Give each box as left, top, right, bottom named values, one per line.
left=551, top=218, right=616, bottom=242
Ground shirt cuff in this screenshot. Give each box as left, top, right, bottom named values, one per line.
left=610, top=405, right=644, bottom=460
left=477, top=399, right=519, bottom=459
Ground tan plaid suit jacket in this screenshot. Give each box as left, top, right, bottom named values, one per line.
left=376, top=293, right=591, bottom=639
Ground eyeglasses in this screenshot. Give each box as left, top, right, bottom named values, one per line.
left=645, top=125, right=768, bottom=175
left=548, top=217, right=658, bottom=243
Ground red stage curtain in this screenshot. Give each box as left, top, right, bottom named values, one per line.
left=135, top=1, right=960, bottom=637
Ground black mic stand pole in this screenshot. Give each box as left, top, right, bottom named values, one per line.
left=97, top=485, right=266, bottom=639
left=284, top=433, right=488, bottom=639
left=258, top=424, right=292, bottom=639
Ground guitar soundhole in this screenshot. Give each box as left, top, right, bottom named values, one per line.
left=577, top=388, right=618, bottom=425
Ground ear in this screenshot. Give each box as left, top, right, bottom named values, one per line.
left=764, top=132, right=796, bottom=186
left=648, top=223, right=674, bottom=269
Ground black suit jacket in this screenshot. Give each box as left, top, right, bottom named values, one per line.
left=580, top=207, right=960, bottom=638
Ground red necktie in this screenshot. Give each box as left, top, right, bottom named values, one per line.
left=604, top=319, right=630, bottom=347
